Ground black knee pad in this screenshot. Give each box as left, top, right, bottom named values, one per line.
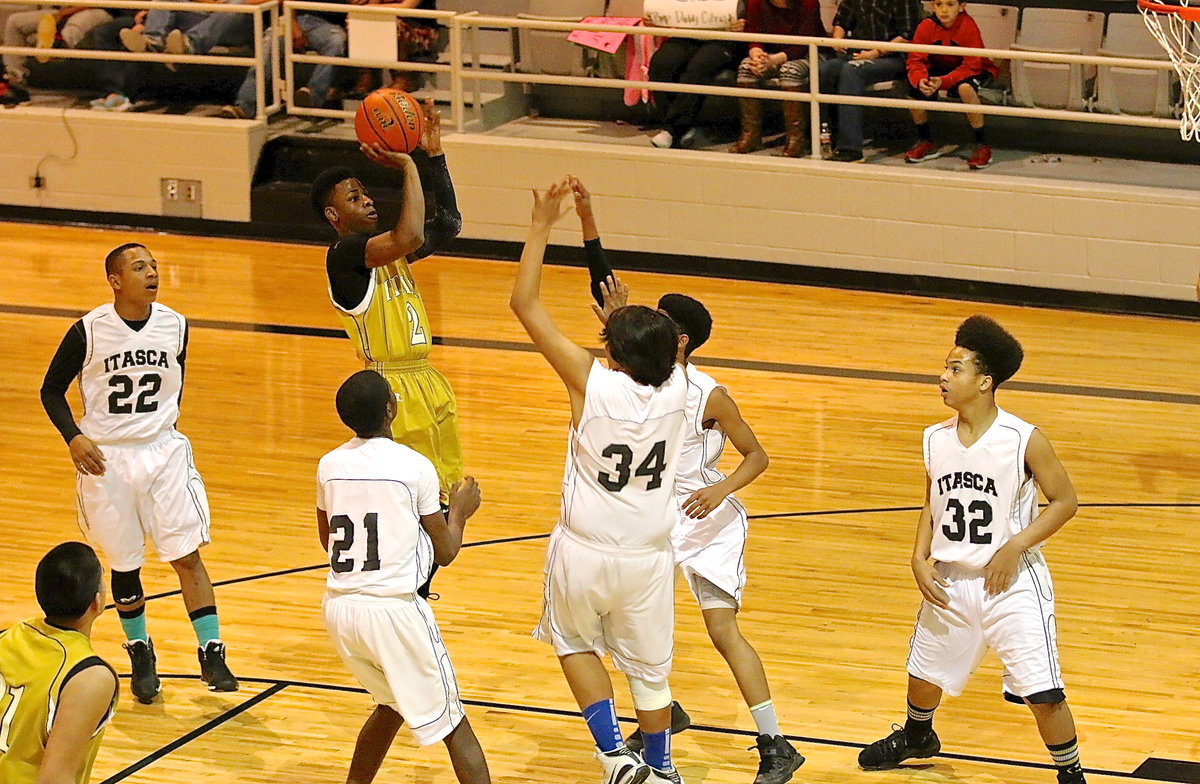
left=111, top=569, right=144, bottom=606
left=1005, top=688, right=1066, bottom=705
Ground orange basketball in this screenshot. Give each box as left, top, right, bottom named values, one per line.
left=354, top=88, right=424, bottom=154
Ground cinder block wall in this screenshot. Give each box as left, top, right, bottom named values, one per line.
left=443, top=135, right=1199, bottom=302
left=1, top=108, right=266, bottom=222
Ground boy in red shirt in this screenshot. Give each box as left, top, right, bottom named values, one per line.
left=904, top=0, right=998, bottom=169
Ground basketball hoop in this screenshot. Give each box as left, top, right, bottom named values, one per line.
left=1140, top=0, right=1200, bottom=140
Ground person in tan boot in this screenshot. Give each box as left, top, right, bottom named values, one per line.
left=729, top=0, right=825, bottom=157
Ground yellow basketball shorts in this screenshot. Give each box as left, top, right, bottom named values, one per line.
left=372, top=361, right=463, bottom=500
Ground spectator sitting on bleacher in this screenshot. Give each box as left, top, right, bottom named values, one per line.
left=1, top=4, right=113, bottom=105
left=647, top=5, right=746, bottom=150
left=87, top=10, right=146, bottom=110
left=729, top=0, right=825, bottom=157
left=383, top=0, right=438, bottom=92
left=903, top=0, right=997, bottom=169
left=118, top=0, right=266, bottom=60
left=219, top=6, right=348, bottom=118
left=819, top=0, right=922, bottom=162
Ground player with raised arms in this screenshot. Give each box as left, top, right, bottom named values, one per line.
left=40, top=243, right=237, bottom=704
left=512, top=179, right=690, bottom=784
left=317, top=370, right=489, bottom=784
left=310, top=101, right=464, bottom=601
left=858, top=315, right=1086, bottom=784
left=0, top=542, right=118, bottom=784
left=577, top=177, right=804, bottom=784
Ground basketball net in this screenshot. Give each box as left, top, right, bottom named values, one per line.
left=1140, top=0, right=1200, bottom=140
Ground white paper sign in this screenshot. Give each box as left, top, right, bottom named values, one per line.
left=644, top=0, right=739, bottom=29
left=347, top=11, right=398, bottom=63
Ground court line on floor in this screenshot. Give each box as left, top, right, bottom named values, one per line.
left=101, top=531, right=555, bottom=610
left=105, top=502, right=1197, bottom=610
left=98, top=681, right=287, bottom=784
left=111, top=673, right=1155, bottom=782
left=747, top=502, right=1200, bottom=521
left=5, top=303, right=1198, bottom=406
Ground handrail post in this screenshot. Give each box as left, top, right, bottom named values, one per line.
left=253, top=3, right=265, bottom=119
left=283, top=1, right=295, bottom=114
left=809, top=41, right=821, bottom=159
left=450, top=13, right=465, bottom=131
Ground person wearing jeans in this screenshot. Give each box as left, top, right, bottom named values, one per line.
left=120, top=0, right=262, bottom=57
left=818, top=0, right=922, bottom=162
left=221, top=11, right=346, bottom=119
left=1, top=5, right=112, bottom=104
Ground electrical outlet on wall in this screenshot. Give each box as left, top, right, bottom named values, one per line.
left=161, top=178, right=202, bottom=217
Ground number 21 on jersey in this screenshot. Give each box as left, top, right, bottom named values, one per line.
left=329, top=513, right=381, bottom=573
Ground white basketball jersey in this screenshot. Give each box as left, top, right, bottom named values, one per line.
left=317, top=437, right=441, bottom=598
left=924, top=408, right=1039, bottom=570
left=671, top=364, right=741, bottom=545
left=78, top=303, right=186, bottom=445
left=560, top=360, right=688, bottom=549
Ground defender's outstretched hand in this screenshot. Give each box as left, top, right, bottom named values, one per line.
left=420, top=98, right=442, bottom=156
left=590, top=275, right=629, bottom=325
left=530, top=179, right=574, bottom=229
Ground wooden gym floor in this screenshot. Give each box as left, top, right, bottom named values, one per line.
left=0, top=221, right=1197, bottom=784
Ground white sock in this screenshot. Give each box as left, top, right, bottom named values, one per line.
left=750, top=700, right=781, bottom=737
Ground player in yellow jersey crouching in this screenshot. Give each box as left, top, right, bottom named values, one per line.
left=311, top=101, right=463, bottom=597
left=0, top=542, right=118, bottom=784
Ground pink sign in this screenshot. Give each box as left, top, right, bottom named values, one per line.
left=567, top=17, right=642, bottom=54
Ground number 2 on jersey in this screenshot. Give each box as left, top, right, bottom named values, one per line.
left=598, top=440, right=667, bottom=491
left=0, top=672, right=25, bottom=753
left=406, top=302, right=427, bottom=346
left=942, top=499, right=993, bottom=544
left=329, top=513, right=382, bottom=573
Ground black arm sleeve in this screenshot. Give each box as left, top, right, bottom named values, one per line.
left=585, top=238, right=615, bottom=307
left=412, top=155, right=463, bottom=262
left=326, top=233, right=373, bottom=311
left=40, top=320, right=87, bottom=445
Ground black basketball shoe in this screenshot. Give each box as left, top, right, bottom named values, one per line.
left=1057, top=762, right=1087, bottom=784
left=858, top=725, right=941, bottom=770
left=123, top=638, right=161, bottom=704
left=625, top=701, right=692, bottom=753
left=198, top=641, right=239, bottom=692
left=753, top=734, right=805, bottom=784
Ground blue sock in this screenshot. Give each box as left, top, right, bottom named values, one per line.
left=117, top=607, right=148, bottom=642
left=189, top=606, right=220, bottom=647
left=643, top=728, right=671, bottom=771
left=582, top=699, right=623, bottom=753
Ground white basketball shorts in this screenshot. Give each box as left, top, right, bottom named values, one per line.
left=76, top=429, right=210, bottom=572
left=907, top=550, right=1064, bottom=699
left=533, top=526, right=675, bottom=683
left=672, top=498, right=748, bottom=611
left=323, top=592, right=465, bottom=746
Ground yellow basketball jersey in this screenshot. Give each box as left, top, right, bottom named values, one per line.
left=0, top=619, right=116, bottom=784
left=332, top=260, right=432, bottom=364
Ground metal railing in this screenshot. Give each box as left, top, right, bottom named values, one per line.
left=0, top=0, right=281, bottom=118
left=455, top=13, right=1179, bottom=157
left=0, top=0, right=1181, bottom=152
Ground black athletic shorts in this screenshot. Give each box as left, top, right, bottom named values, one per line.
left=908, top=71, right=993, bottom=100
